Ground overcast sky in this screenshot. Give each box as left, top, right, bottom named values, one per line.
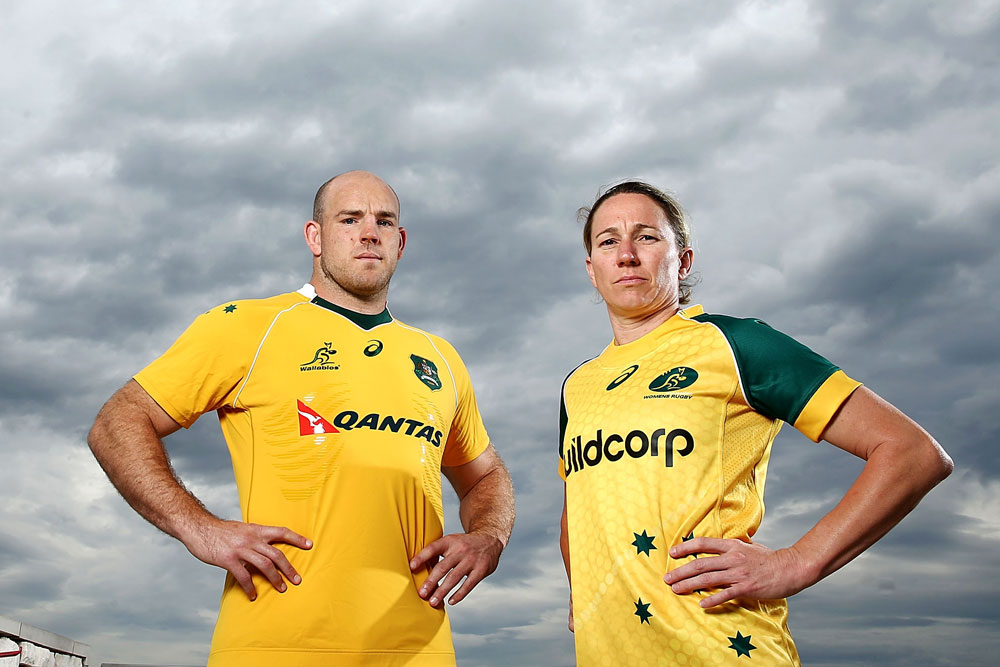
left=1, top=1, right=998, bottom=665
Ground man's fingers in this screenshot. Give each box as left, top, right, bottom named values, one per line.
left=259, top=525, right=312, bottom=550
left=446, top=567, right=485, bottom=605
left=410, top=538, right=449, bottom=572
left=229, top=561, right=258, bottom=601
left=431, top=568, right=468, bottom=607
left=259, top=543, right=302, bottom=586
left=243, top=550, right=288, bottom=593
left=421, top=554, right=461, bottom=602
left=446, top=576, right=474, bottom=605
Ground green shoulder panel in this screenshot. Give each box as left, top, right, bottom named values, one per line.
left=693, top=313, right=840, bottom=424
left=559, top=358, right=594, bottom=459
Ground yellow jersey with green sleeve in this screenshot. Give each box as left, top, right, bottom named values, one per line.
left=559, top=305, right=861, bottom=667
left=134, top=284, right=490, bottom=667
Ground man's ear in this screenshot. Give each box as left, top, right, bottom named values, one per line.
left=304, top=220, right=322, bottom=257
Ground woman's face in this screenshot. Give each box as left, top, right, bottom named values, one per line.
left=585, top=193, right=692, bottom=320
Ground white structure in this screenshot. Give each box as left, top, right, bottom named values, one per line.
left=0, top=616, right=88, bottom=667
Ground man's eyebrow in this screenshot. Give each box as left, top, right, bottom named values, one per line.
left=335, top=209, right=398, bottom=220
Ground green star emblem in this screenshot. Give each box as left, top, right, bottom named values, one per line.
left=727, top=630, right=756, bottom=658
left=223, top=304, right=237, bottom=313
left=633, top=597, right=652, bottom=625
left=631, top=530, right=656, bottom=556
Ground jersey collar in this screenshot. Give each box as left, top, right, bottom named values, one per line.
left=598, top=304, right=704, bottom=366
left=297, top=283, right=393, bottom=330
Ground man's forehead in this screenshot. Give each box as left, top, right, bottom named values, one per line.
left=325, top=176, right=400, bottom=214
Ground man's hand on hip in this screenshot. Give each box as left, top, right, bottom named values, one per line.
left=409, top=531, right=504, bottom=607
left=185, top=518, right=313, bottom=601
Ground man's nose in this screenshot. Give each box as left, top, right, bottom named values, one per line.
left=359, top=216, right=380, bottom=244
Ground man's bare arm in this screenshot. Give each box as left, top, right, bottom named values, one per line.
left=664, top=386, right=954, bottom=606
left=88, top=380, right=312, bottom=600
left=409, top=444, right=515, bottom=607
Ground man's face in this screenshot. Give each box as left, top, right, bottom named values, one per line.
left=585, top=193, right=691, bottom=319
left=308, top=173, right=405, bottom=301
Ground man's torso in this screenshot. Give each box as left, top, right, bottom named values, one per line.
left=137, top=287, right=489, bottom=666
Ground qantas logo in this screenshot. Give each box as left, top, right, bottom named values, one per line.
left=297, top=400, right=338, bottom=435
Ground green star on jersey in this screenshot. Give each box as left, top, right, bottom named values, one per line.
left=633, top=598, right=652, bottom=625
left=223, top=304, right=237, bottom=313
left=727, top=630, right=756, bottom=658
left=631, top=530, right=656, bottom=556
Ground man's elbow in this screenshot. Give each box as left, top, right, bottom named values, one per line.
left=88, top=401, right=115, bottom=462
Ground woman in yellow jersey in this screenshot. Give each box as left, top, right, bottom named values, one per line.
left=558, top=181, right=953, bottom=666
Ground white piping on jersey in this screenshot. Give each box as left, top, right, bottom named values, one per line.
left=677, top=308, right=749, bottom=407
left=395, top=321, right=459, bottom=410
left=232, top=300, right=312, bottom=409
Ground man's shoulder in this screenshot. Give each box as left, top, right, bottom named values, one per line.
left=199, top=290, right=309, bottom=320
left=181, top=290, right=310, bottom=344
left=391, top=319, right=457, bottom=349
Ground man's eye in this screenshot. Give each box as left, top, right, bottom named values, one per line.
left=599, top=238, right=617, bottom=247
left=343, top=218, right=357, bottom=224
left=377, top=219, right=393, bottom=226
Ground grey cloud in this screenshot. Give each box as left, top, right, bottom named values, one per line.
left=2, top=0, right=998, bottom=664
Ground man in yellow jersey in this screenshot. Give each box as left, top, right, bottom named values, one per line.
left=559, top=181, right=953, bottom=665
left=89, top=171, right=515, bottom=667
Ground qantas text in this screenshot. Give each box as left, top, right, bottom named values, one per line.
left=333, top=410, right=443, bottom=447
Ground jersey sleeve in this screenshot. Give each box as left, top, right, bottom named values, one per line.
left=133, top=302, right=260, bottom=428
left=438, top=341, right=491, bottom=468
left=695, top=313, right=862, bottom=442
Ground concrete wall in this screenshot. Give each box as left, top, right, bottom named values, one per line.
left=0, top=616, right=89, bottom=667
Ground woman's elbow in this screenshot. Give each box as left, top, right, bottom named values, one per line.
left=915, top=434, right=954, bottom=488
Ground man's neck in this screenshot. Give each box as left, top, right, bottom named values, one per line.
left=309, top=277, right=388, bottom=315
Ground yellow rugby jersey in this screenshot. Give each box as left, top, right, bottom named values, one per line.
left=559, top=305, right=861, bottom=667
left=135, top=284, right=490, bottom=667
